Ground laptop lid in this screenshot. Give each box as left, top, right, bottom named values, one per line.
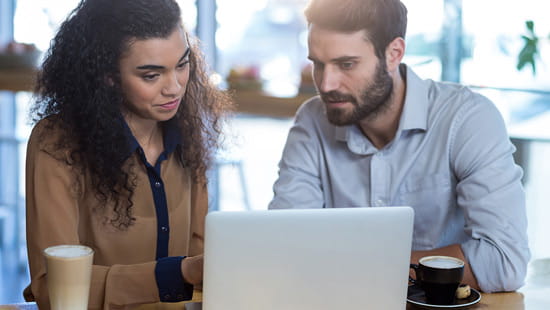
left=202, top=206, right=414, bottom=310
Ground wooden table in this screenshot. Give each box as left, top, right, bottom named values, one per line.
left=406, top=259, right=550, bottom=309
left=405, top=291, right=538, bottom=310
left=0, top=291, right=203, bottom=310
left=1, top=279, right=548, bottom=310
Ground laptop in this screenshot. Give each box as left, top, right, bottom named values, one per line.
left=202, top=206, right=414, bottom=310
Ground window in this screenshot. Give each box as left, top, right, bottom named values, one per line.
left=215, top=0, right=447, bottom=96
left=14, top=0, right=197, bottom=51
left=3, top=4, right=550, bottom=297
left=401, top=0, right=444, bottom=80
left=461, top=0, right=550, bottom=91
left=216, top=0, right=309, bottom=96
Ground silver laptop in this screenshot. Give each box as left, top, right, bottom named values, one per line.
left=202, top=206, right=414, bottom=310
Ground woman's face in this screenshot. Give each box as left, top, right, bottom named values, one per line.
left=118, top=27, right=190, bottom=124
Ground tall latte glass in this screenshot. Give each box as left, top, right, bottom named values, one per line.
left=44, top=245, right=94, bottom=310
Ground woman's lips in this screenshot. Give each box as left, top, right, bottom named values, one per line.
left=159, top=99, right=180, bottom=110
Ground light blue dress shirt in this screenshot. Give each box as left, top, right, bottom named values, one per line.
left=269, top=65, right=530, bottom=293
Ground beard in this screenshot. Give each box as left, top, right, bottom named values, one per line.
left=320, top=60, right=394, bottom=126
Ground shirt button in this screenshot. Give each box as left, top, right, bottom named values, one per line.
left=154, top=181, right=162, bottom=188
left=177, top=294, right=184, bottom=299
left=161, top=226, right=169, bottom=232
left=164, top=294, right=171, bottom=300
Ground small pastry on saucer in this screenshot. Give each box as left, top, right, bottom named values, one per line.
left=456, top=284, right=471, bottom=299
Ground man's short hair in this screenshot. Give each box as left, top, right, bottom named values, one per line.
left=304, top=0, right=407, bottom=59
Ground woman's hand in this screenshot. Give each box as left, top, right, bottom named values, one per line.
left=181, top=254, right=204, bottom=285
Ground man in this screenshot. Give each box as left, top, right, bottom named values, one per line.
left=269, top=0, right=530, bottom=293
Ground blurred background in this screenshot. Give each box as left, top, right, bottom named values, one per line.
left=1, top=0, right=550, bottom=304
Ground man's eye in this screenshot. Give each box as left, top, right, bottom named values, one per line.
left=340, top=62, right=354, bottom=70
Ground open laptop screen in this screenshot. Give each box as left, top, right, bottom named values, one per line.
left=203, top=206, right=414, bottom=310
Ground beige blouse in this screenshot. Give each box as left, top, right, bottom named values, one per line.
left=24, top=119, right=207, bottom=309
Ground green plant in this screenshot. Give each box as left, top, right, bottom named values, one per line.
left=517, top=20, right=549, bottom=75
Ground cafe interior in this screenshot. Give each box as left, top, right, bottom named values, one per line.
left=1, top=0, right=550, bottom=308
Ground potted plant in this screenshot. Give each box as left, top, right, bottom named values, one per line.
left=517, top=20, right=549, bottom=75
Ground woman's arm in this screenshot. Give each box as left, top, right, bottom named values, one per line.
left=25, top=124, right=208, bottom=309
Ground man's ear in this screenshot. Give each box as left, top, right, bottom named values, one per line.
left=385, top=37, right=405, bottom=72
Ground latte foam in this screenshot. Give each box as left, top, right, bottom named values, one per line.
left=421, top=257, right=463, bottom=269
left=44, top=245, right=93, bottom=258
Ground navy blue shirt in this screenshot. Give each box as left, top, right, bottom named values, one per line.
left=123, top=118, right=193, bottom=302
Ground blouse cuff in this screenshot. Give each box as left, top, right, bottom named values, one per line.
left=155, top=256, right=194, bottom=302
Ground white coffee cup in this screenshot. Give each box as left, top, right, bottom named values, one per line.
left=44, top=245, right=94, bottom=310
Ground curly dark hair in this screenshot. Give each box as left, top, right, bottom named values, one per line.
left=31, top=0, right=232, bottom=229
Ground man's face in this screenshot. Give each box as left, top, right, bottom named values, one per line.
left=308, top=25, right=393, bottom=126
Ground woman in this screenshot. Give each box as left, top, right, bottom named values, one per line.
left=24, top=0, right=232, bottom=309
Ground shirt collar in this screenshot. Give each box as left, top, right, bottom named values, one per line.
left=121, top=117, right=182, bottom=159
left=400, top=64, right=429, bottom=132
left=334, top=64, right=429, bottom=154
left=162, top=117, right=183, bottom=154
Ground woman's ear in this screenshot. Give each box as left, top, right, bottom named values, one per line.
left=105, top=75, right=115, bottom=87
left=385, top=37, right=405, bottom=72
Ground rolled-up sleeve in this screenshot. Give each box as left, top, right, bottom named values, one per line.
left=451, top=96, right=530, bottom=292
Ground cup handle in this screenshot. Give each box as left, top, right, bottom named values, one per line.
left=409, top=263, right=419, bottom=285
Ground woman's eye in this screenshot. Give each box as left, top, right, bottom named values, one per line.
left=143, top=74, right=159, bottom=81
left=177, top=60, right=189, bottom=69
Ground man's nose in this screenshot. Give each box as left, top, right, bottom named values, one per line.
left=318, top=67, right=341, bottom=93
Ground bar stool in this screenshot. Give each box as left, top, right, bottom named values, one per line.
left=208, top=155, right=251, bottom=212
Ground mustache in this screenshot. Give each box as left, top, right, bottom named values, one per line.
left=320, top=91, right=356, bottom=104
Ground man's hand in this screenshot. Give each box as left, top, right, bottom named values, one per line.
left=181, top=254, right=204, bottom=285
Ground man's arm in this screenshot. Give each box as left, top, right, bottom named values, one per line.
left=448, top=94, right=530, bottom=292
left=269, top=99, right=325, bottom=209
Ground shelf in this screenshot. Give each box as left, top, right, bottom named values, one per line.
left=0, top=68, right=316, bottom=119
left=232, top=89, right=315, bottom=118
left=0, top=67, right=37, bottom=92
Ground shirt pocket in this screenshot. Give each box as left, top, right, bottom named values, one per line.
left=396, top=173, right=453, bottom=248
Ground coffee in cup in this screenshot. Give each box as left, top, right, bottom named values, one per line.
left=44, top=245, right=94, bottom=310
left=410, top=255, right=464, bottom=305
